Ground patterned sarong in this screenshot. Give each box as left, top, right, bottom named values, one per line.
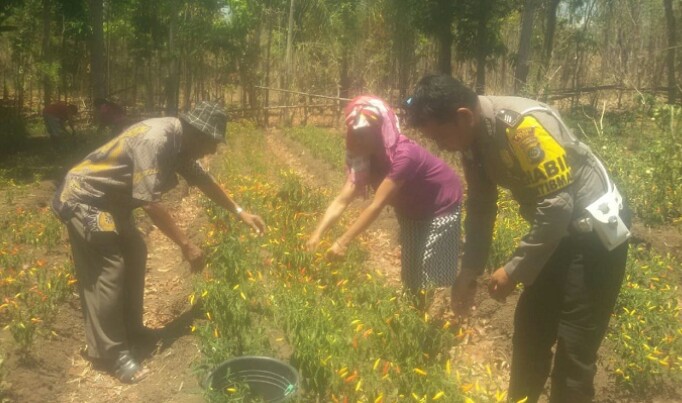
left=398, top=205, right=461, bottom=292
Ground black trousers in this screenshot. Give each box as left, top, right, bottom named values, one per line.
left=508, top=232, right=629, bottom=403
left=66, top=207, right=147, bottom=360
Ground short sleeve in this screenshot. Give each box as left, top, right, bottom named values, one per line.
left=387, top=144, right=419, bottom=182
left=130, top=135, right=176, bottom=203
left=176, top=159, right=215, bottom=187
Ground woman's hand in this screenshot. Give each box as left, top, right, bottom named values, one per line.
left=326, top=239, right=348, bottom=260
left=306, top=234, right=321, bottom=252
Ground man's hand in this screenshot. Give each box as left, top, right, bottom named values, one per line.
left=238, top=211, right=266, bottom=235
left=451, top=269, right=478, bottom=317
left=326, top=239, right=348, bottom=261
left=143, top=202, right=203, bottom=272
left=182, top=242, right=205, bottom=273
left=488, top=267, right=516, bottom=302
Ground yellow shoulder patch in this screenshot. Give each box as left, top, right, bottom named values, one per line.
left=506, top=115, right=573, bottom=197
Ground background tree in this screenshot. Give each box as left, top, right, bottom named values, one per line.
left=514, top=0, right=538, bottom=94
left=0, top=0, right=679, bottom=122
left=89, top=0, right=106, bottom=100
left=664, top=0, right=677, bottom=104
left=413, top=0, right=457, bottom=75
left=454, top=0, right=515, bottom=94
left=539, top=0, right=562, bottom=84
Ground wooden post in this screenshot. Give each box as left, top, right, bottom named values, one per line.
left=303, top=94, right=309, bottom=126
left=284, top=0, right=295, bottom=126
left=264, top=10, right=272, bottom=128
left=664, top=0, right=677, bottom=104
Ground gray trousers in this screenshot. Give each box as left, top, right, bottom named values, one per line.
left=66, top=206, right=147, bottom=360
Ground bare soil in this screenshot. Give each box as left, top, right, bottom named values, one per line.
left=631, top=222, right=682, bottom=262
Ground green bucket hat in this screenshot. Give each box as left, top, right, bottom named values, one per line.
left=180, top=101, right=228, bottom=143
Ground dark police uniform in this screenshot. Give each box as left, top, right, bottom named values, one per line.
left=462, top=96, right=630, bottom=403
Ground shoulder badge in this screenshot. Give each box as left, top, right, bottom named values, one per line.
left=511, top=125, right=545, bottom=163
left=505, top=115, right=573, bottom=197
left=495, top=109, right=522, bottom=128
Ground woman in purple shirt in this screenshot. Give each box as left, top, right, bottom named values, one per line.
left=307, top=96, right=463, bottom=305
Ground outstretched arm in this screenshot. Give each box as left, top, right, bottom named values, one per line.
left=327, top=177, right=403, bottom=258
left=307, top=178, right=360, bottom=250
left=195, top=177, right=266, bottom=235
left=142, top=202, right=204, bottom=272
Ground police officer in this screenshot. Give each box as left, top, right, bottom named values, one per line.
left=404, top=75, right=630, bottom=403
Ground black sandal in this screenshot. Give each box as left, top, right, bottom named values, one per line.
left=113, top=350, right=150, bottom=384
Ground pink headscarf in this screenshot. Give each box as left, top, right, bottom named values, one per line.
left=344, top=96, right=403, bottom=195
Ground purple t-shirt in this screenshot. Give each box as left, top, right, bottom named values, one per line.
left=385, top=139, right=462, bottom=220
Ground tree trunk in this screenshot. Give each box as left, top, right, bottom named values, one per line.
left=339, top=46, right=351, bottom=100
left=474, top=5, right=488, bottom=94
left=145, top=58, right=154, bottom=112
left=396, top=31, right=414, bottom=100
left=664, top=0, right=677, bottom=104
left=166, top=16, right=179, bottom=116
left=437, top=29, right=453, bottom=75
left=132, top=64, right=138, bottom=107
left=249, top=15, right=262, bottom=122
left=540, top=0, right=561, bottom=81
left=284, top=0, right=295, bottom=125
left=393, top=3, right=416, bottom=100
left=264, top=11, right=272, bottom=127
left=28, top=74, right=34, bottom=111
left=475, top=52, right=486, bottom=94
left=89, top=0, right=106, bottom=101
left=41, top=0, right=52, bottom=107
left=106, top=13, right=111, bottom=96
left=57, top=14, right=65, bottom=101
left=572, top=0, right=596, bottom=107
left=183, top=60, right=192, bottom=111
left=16, top=58, right=25, bottom=107
left=501, top=54, right=508, bottom=92
left=600, top=0, right=614, bottom=83
left=514, top=0, right=536, bottom=94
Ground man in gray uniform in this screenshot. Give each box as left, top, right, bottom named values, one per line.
left=404, top=75, right=630, bottom=403
left=53, top=101, right=266, bottom=383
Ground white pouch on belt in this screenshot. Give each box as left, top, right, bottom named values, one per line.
left=584, top=185, right=630, bottom=251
